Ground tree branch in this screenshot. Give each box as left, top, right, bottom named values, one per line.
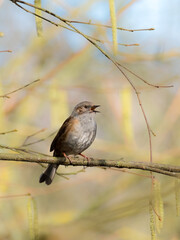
left=0, top=153, right=180, bottom=178
left=0, top=79, right=40, bottom=98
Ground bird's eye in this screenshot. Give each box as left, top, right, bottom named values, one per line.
left=84, top=105, right=88, bottom=109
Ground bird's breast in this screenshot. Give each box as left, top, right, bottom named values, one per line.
left=65, top=114, right=97, bottom=154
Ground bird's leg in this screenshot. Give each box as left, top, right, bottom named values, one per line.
left=79, top=153, right=90, bottom=165
left=63, top=152, right=72, bottom=165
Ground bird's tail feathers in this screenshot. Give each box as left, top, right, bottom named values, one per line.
left=39, top=164, right=58, bottom=185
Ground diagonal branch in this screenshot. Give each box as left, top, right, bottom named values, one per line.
left=0, top=79, right=40, bottom=98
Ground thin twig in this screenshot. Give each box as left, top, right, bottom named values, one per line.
left=89, top=35, right=139, bottom=46
left=0, top=193, right=31, bottom=199
left=22, top=130, right=57, bottom=147
left=0, top=129, right=17, bottom=135
left=21, top=128, right=46, bottom=146
left=118, top=63, right=173, bottom=89
left=61, top=20, right=155, bottom=33
left=110, top=168, right=152, bottom=178
left=0, top=79, right=40, bottom=98
left=150, top=200, right=162, bottom=221
left=0, top=50, right=12, bottom=53
left=0, top=144, right=51, bottom=157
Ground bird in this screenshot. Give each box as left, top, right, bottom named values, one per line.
left=39, top=101, right=100, bottom=185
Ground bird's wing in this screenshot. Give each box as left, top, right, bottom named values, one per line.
left=50, top=116, right=77, bottom=152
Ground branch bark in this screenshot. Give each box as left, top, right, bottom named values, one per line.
left=0, top=153, right=180, bottom=178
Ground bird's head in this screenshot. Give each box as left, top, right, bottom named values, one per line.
left=72, top=101, right=100, bottom=116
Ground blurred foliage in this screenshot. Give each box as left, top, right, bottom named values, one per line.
left=34, top=0, right=43, bottom=37
left=27, top=196, right=38, bottom=240
left=0, top=0, right=180, bottom=240
left=109, top=0, right=118, bottom=54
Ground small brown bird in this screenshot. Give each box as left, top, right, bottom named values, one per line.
left=39, top=101, right=100, bottom=185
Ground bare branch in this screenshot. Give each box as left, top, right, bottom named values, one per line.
left=0, top=50, right=12, bottom=53
left=0, top=129, right=17, bottom=135
left=0, top=193, right=30, bottom=199
left=69, top=20, right=155, bottom=32
left=21, top=128, right=46, bottom=146
left=21, top=130, right=56, bottom=147
left=0, top=79, right=40, bottom=98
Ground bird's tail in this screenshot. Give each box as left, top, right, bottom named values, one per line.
left=39, top=164, right=58, bottom=185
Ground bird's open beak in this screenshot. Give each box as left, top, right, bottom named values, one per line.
left=91, top=105, right=100, bottom=113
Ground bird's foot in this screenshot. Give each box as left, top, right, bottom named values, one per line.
left=79, top=153, right=90, bottom=166
left=63, top=152, right=72, bottom=165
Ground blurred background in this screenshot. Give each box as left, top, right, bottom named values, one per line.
left=0, top=0, right=180, bottom=239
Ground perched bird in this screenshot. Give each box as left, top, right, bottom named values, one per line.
left=39, top=101, right=100, bottom=185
